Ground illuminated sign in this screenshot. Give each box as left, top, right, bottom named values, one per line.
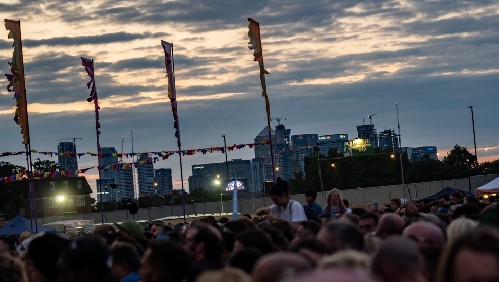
left=193, top=166, right=204, bottom=169
left=226, top=180, right=245, bottom=191
left=319, top=135, right=332, bottom=140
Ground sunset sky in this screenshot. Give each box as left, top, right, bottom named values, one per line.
left=1, top=0, right=498, bottom=193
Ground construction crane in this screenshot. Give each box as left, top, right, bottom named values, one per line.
left=57, top=137, right=83, bottom=147
left=368, top=114, right=376, bottom=125
left=270, top=117, right=287, bottom=125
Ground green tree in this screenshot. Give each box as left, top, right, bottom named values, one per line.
left=33, top=159, right=59, bottom=172
left=406, top=159, right=454, bottom=183
left=0, top=162, right=25, bottom=178
left=442, top=145, right=478, bottom=178
left=480, top=160, right=499, bottom=175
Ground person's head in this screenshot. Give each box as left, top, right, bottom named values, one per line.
left=140, top=240, right=191, bottom=282
left=0, top=236, right=17, bottom=254
left=0, top=253, right=27, bottom=282
left=450, top=192, right=463, bottom=204
left=304, top=190, right=317, bottom=205
left=184, top=225, right=223, bottom=262
left=317, top=221, right=364, bottom=254
left=438, top=195, right=451, bottom=205
left=24, top=232, right=70, bottom=282
left=436, top=227, right=499, bottom=282
left=294, top=221, right=322, bottom=242
left=326, top=188, right=341, bottom=205
left=234, top=229, right=274, bottom=255
left=269, top=178, right=290, bottom=207
left=196, top=267, right=251, bottom=282
left=319, top=249, right=371, bottom=271
left=375, top=213, right=404, bottom=240
left=110, top=241, right=141, bottom=281
left=289, top=238, right=329, bottom=267
left=372, top=236, right=425, bottom=282
left=57, top=234, right=114, bottom=282
left=228, top=247, right=262, bottom=275
left=403, top=221, right=446, bottom=252
left=359, top=212, right=379, bottom=235
left=390, top=198, right=402, bottom=210
left=149, top=220, right=164, bottom=239
left=446, top=217, right=478, bottom=244
left=252, top=252, right=312, bottom=282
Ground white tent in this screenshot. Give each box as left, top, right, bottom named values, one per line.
left=476, top=177, right=499, bottom=194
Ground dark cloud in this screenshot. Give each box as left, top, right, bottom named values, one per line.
left=24, top=32, right=167, bottom=47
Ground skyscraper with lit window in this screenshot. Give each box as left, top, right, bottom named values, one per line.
left=58, top=142, right=78, bottom=173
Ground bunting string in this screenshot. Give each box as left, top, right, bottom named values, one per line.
left=0, top=140, right=271, bottom=159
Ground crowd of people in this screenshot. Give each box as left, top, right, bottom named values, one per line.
left=0, top=177, right=498, bottom=282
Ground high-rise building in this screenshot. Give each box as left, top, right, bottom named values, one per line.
left=357, top=124, right=377, bottom=147
left=137, top=154, right=155, bottom=197
left=254, top=126, right=275, bottom=182
left=115, top=167, right=134, bottom=201
left=57, top=142, right=78, bottom=173
left=291, top=134, right=318, bottom=177
left=154, top=168, right=173, bottom=195
left=274, top=124, right=293, bottom=181
left=96, top=147, right=118, bottom=202
left=378, top=129, right=399, bottom=151
left=318, top=134, right=348, bottom=157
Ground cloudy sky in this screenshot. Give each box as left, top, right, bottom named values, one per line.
left=1, top=0, right=498, bottom=192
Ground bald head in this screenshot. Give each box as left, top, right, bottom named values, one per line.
left=372, top=236, right=425, bottom=282
left=376, top=213, right=404, bottom=240
left=403, top=221, right=446, bottom=250
left=252, top=252, right=311, bottom=282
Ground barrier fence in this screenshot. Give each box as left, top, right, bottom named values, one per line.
left=38, top=174, right=497, bottom=225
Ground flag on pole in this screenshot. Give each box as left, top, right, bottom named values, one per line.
left=4, top=19, right=29, bottom=144
left=81, top=57, right=98, bottom=102
left=161, top=40, right=181, bottom=147
left=248, top=18, right=269, bottom=75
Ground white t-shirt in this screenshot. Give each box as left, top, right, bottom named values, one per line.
left=270, top=200, right=307, bottom=222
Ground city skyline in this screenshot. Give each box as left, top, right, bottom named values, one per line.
left=1, top=0, right=498, bottom=194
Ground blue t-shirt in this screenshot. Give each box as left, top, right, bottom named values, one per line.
left=303, top=202, right=323, bottom=217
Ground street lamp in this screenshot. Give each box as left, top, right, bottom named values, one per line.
left=214, top=175, right=223, bottom=213
left=56, top=195, right=65, bottom=216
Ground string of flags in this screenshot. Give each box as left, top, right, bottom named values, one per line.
left=0, top=140, right=272, bottom=184
left=0, top=140, right=271, bottom=159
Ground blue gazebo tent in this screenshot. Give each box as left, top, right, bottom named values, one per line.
left=0, top=215, right=55, bottom=236
left=422, top=187, right=474, bottom=201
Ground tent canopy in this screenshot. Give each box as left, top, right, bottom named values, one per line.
left=0, top=215, right=55, bottom=236
left=477, top=177, right=499, bottom=193
left=423, top=187, right=474, bottom=201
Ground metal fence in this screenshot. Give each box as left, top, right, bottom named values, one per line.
left=38, top=174, right=497, bottom=224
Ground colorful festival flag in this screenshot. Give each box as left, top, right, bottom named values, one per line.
left=248, top=18, right=269, bottom=75
left=161, top=40, right=181, bottom=148
left=81, top=57, right=98, bottom=102
left=4, top=19, right=29, bottom=144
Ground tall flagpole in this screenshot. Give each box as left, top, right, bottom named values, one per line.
left=80, top=57, right=104, bottom=224
left=248, top=18, right=276, bottom=182
left=4, top=19, right=37, bottom=231
left=396, top=103, right=409, bottom=201
left=161, top=40, right=187, bottom=223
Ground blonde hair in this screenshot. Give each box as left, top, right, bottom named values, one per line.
left=318, top=250, right=371, bottom=271
left=446, top=217, right=478, bottom=244
left=196, top=268, right=251, bottom=282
